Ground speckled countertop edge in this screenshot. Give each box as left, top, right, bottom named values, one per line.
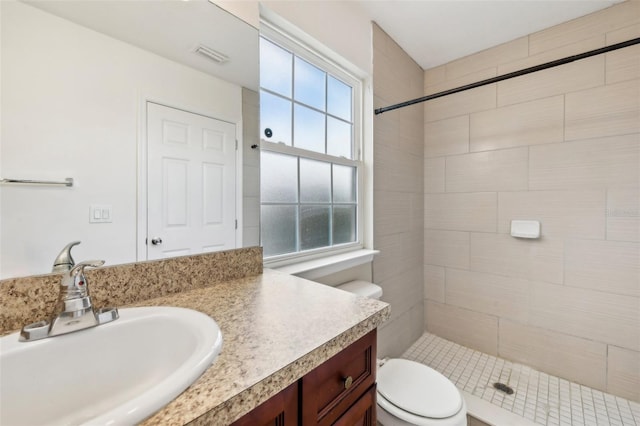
left=126, top=269, right=390, bottom=426
left=0, top=247, right=263, bottom=335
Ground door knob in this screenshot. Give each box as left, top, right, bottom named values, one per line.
left=151, top=237, right=163, bottom=245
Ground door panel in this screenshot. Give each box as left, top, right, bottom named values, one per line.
left=147, top=102, right=236, bottom=260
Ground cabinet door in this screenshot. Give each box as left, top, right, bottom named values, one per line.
left=301, top=329, right=376, bottom=425
left=333, top=384, right=376, bottom=426
left=230, top=381, right=298, bottom=426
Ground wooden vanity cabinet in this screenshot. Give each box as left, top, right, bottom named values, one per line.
left=301, top=329, right=376, bottom=425
left=230, top=381, right=299, bottom=426
left=231, top=330, right=377, bottom=426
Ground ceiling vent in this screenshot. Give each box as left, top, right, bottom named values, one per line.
left=194, top=44, right=229, bottom=64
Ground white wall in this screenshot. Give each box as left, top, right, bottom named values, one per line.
left=0, top=1, right=243, bottom=278
left=259, top=0, right=372, bottom=76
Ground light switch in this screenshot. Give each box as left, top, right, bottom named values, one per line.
left=90, top=204, right=113, bottom=223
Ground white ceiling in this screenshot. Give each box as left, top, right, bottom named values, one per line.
left=356, top=0, right=623, bottom=70
left=25, top=0, right=259, bottom=91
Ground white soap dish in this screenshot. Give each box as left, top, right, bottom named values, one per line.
left=510, top=220, right=540, bottom=239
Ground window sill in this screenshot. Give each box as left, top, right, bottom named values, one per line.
left=270, top=249, right=379, bottom=281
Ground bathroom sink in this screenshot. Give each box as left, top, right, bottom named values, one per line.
left=0, top=306, right=223, bottom=426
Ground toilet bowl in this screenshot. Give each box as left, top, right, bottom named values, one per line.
left=336, top=280, right=467, bottom=426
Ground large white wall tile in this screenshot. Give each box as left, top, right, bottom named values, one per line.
left=498, top=36, right=605, bottom=75
left=446, top=148, right=528, bottom=192
left=375, top=190, right=417, bottom=237
left=444, top=37, right=528, bottom=81
left=499, top=320, right=608, bottom=390
left=424, top=264, right=445, bottom=303
left=424, top=157, right=445, bottom=193
left=379, top=265, right=424, bottom=323
left=424, top=65, right=446, bottom=88
left=375, top=231, right=423, bottom=284
left=565, top=239, right=640, bottom=297
left=607, top=345, right=640, bottom=402
left=607, top=188, right=640, bottom=242
left=497, top=56, right=604, bottom=107
left=530, top=281, right=640, bottom=351
left=425, top=300, right=498, bottom=355
left=379, top=304, right=425, bottom=359
left=424, top=115, right=469, bottom=157
left=565, top=80, right=640, bottom=141
left=470, top=233, right=564, bottom=284
left=470, top=96, right=564, bottom=152
left=426, top=67, right=497, bottom=96
left=606, top=44, right=640, bottom=84
left=528, top=1, right=640, bottom=55
left=425, top=84, right=496, bottom=122
left=446, top=269, right=529, bottom=322
left=529, top=135, right=640, bottom=191
left=498, top=190, right=606, bottom=239
left=425, top=192, right=497, bottom=232
left=424, top=229, right=470, bottom=269
left=374, top=143, right=424, bottom=194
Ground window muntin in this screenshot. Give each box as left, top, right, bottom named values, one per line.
left=260, top=36, right=355, bottom=158
left=259, top=32, right=362, bottom=261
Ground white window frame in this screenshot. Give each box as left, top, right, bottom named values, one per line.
left=260, top=20, right=365, bottom=268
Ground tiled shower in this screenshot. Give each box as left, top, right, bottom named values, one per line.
left=372, top=0, right=639, bottom=418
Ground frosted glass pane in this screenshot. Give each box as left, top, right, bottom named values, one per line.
left=261, top=151, right=298, bottom=203
left=260, top=38, right=291, bottom=97
left=261, top=205, right=297, bottom=256
left=294, top=57, right=326, bottom=110
left=327, top=76, right=351, bottom=121
left=300, top=205, right=330, bottom=250
left=333, top=165, right=356, bottom=203
left=333, top=205, right=356, bottom=245
left=327, top=117, right=352, bottom=159
left=294, top=104, right=325, bottom=153
left=300, top=159, right=330, bottom=203
left=261, top=91, right=291, bottom=145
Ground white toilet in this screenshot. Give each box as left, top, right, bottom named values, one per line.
left=336, top=281, right=467, bottom=426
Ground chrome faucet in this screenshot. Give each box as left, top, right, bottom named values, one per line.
left=51, top=240, right=81, bottom=273
left=20, top=260, right=119, bottom=342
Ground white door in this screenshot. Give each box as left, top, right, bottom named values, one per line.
left=147, top=102, right=237, bottom=260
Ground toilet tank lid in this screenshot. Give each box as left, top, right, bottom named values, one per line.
left=335, top=280, right=383, bottom=299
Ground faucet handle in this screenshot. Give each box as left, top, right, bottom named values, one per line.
left=62, top=260, right=105, bottom=294
left=70, top=260, right=105, bottom=277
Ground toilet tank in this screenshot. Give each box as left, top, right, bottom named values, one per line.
left=336, top=280, right=383, bottom=300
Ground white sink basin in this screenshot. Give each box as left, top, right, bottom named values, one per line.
left=0, top=306, right=223, bottom=426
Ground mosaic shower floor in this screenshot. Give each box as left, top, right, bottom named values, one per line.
left=403, top=333, right=640, bottom=426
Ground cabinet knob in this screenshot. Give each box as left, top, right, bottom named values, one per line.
left=343, top=376, right=353, bottom=390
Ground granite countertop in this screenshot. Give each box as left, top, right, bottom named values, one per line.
left=128, top=269, right=390, bottom=425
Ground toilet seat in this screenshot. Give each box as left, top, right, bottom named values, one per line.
left=377, top=359, right=464, bottom=425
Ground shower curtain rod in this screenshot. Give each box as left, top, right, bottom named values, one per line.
left=374, top=37, right=640, bottom=115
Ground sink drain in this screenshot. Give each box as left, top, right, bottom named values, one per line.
left=493, top=382, right=514, bottom=395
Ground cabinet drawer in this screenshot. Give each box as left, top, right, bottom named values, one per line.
left=333, top=384, right=376, bottom=426
left=301, top=329, right=376, bottom=425
left=230, top=381, right=298, bottom=426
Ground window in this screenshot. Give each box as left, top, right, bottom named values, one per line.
left=260, top=27, right=363, bottom=262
